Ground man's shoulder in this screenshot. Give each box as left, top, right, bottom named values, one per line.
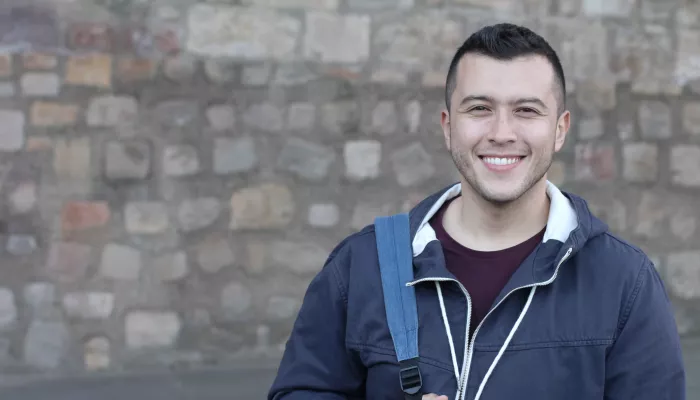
left=577, top=230, right=658, bottom=284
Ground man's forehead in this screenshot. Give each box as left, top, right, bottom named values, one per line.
left=454, top=53, right=558, bottom=100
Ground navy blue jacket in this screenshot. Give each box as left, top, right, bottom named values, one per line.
left=268, top=182, right=686, bottom=399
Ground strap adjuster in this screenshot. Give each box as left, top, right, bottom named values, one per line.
left=399, top=358, right=422, bottom=396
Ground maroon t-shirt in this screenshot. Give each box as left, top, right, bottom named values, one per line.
left=429, top=197, right=545, bottom=338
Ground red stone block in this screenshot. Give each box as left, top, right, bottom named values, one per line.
left=574, top=143, right=617, bottom=182
left=61, top=201, right=110, bottom=232
left=68, top=23, right=113, bottom=52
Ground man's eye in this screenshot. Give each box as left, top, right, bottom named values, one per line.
left=518, top=107, right=539, bottom=115
left=469, top=106, right=489, bottom=112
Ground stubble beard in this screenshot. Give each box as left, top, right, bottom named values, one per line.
left=448, top=129, right=555, bottom=207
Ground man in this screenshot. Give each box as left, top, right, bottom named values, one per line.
left=268, top=23, right=685, bottom=399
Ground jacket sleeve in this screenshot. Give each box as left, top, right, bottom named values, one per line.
left=267, top=254, right=366, bottom=399
left=604, top=257, right=686, bottom=400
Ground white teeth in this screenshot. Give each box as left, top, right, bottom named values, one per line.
left=483, top=157, right=520, bottom=166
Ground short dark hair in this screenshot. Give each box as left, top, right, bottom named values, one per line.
left=445, top=23, right=567, bottom=115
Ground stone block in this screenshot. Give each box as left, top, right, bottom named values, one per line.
left=634, top=191, right=667, bottom=239
left=61, top=201, right=110, bottom=232
left=24, top=283, right=55, bottom=317
left=271, top=241, right=327, bottom=274
left=152, top=252, right=189, bottom=282
left=274, top=63, right=318, bottom=85
left=266, top=296, right=301, bottom=320
left=203, top=60, right=237, bottom=84
left=0, top=289, right=16, bottom=331
left=125, top=311, right=181, bottom=349
left=24, top=319, right=70, bottom=369
left=578, top=115, right=604, bottom=140
left=187, top=4, right=301, bottom=60
left=163, top=55, right=197, bottom=82
left=177, top=198, right=221, bottom=232
left=581, top=0, right=633, bottom=16
left=243, top=0, right=339, bottom=8
left=670, top=208, right=697, bottom=241
left=0, top=82, right=14, bottom=98
left=162, top=145, right=200, bottom=177
left=230, top=184, right=295, bottom=229
left=287, top=103, right=316, bottom=131
left=321, top=101, right=358, bottom=135
left=277, top=137, right=336, bottom=181
left=6, top=235, right=38, bottom=256
left=100, top=244, right=142, bottom=280
left=62, top=292, right=114, bottom=319
left=612, top=24, right=679, bottom=94
left=623, top=143, right=658, bottom=182
left=221, top=281, right=252, bottom=320
left=20, top=73, right=60, bottom=96
left=196, top=236, right=235, bottom=273
left=666, top=252, right=700, bottom=300
left=0, top=54, right=11, bottom=77
left=372, top=101, right=398, bottom=135
left=105, top=140, right=151, bottom=180
left=575, top=79, right=616, bottom=113
left=153, top=100, right=199, bottom=129
left=0, top=110, right=24, bottom=152
left=640, top=0, right=677, bottom=21
left=213, top=137, right=257, bottom=174
left=46, top=242, right=91, bottom=283
left=574, top=143, right=617, bottom=181
left=682, top=102, right=700, bottom=136
left=84, top=337, right=110, bottom=371
left=347, top=0, right=413, bottom=9
left=344, top=140, right=381, bottom=181
left=125, top=202, right=169, bottom=234
left=670, top=145, right=700, bottom=187
left=242, top=63, right=272, bottom=85
left=117, top=58, right=156, bottom=82
left=65, top=54, right=112, bottom=88
left=374, top=11, right=462, bottom=76
left=390, top=142, right=436, bottom=187
left=352, top=201, right=394, bottom=230
left=638, top=101, right=672, bottom=139
left=206, top=105, right=236, bottom=131
left=405, top=100, right=421, bottom=134
left=30, top=102, right=79, bottom=127
left=304, top=12, right=370, bottom=63
left=26, top=137, right=52, bottom=152
left=3, top=181, right=32, bottom=215
left=308, top=203, right=340, bottom=227
left=243, top=102, right=284, bottom=132
left=22, top=53, right=57, bottom=70
left=67, top=22, right=113, bottom=52
left=54, top=137, right=91, bottom=180
left=87, top=95, right=138, bottom=127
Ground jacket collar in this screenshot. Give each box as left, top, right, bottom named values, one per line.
left=406, top=181, right=601, bottom=292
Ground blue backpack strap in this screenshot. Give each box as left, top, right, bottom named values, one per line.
left=374, top=213, right=422, bottom=400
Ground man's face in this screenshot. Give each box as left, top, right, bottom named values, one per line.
left=440, top=53, right=570, bottom=205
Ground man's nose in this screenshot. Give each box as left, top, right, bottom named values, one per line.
left=486, top=112, right=517, bottom=143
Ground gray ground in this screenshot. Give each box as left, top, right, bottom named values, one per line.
left=0, top=339, right=697, bottom=399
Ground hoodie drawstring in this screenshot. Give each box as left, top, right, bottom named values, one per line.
left=436, top=282, right=538, bottom=400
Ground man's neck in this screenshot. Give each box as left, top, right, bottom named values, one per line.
left=443, top=178, right=550, bottom=252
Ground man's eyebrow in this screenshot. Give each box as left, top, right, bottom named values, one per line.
left=513, top=97, right=548, bottom=109
left=458, top=95, right=495, bottom=106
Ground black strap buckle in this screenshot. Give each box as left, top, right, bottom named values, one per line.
left=399, top=358, right=422, bottom=399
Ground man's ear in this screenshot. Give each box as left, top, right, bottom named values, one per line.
left=554, top=110, right=570, bottom=152
left=440, top=109, right=451, bottom=150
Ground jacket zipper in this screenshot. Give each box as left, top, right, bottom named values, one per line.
left=407, top=246, right=573, bottom=400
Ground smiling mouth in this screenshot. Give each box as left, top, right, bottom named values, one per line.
left=478, top=156, right=526, bottom=171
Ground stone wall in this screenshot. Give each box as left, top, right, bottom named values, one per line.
left=0, top=0, right=697, bottom=378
